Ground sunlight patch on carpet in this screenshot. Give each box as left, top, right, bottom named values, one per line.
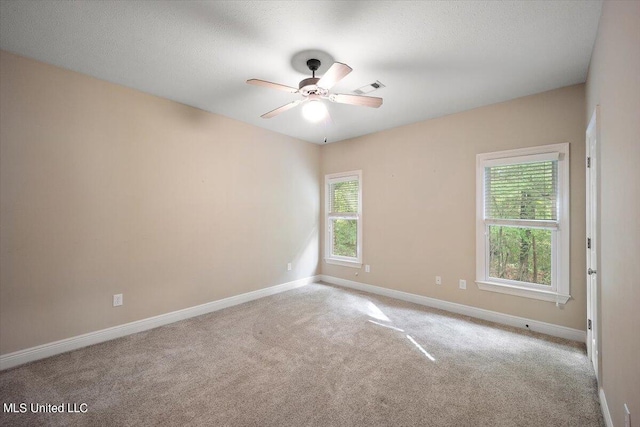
left=365, top=301, right=390, bottom=321
left=406, top=334, right=436, bottom=362
left=367, top=319, right=404, bottom=332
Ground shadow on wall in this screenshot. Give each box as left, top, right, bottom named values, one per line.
left=290, top=144, right=321, bottom=278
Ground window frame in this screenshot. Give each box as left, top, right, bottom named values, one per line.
left=475, top=143, right=571, bottom=304
left=325, top=170, right=362, bottom=268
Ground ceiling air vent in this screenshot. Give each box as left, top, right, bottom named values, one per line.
left=353, top=81, right=385, bottom=95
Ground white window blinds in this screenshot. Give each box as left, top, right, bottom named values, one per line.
left=329, top=178, right=359, bottom=215
left=484, top=161, right=558, bottom=221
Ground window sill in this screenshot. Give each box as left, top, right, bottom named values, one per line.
left=476, top=280, right=571, bottom=305
left=325, top=258, right=362, bottom=269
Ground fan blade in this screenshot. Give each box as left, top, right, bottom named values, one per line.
left=247, top=79, right=298, bottom=93
left=317, top=62, right=352, bottom=90
left=261, top=100, right=303, bottom=119
left=329, top=93, right=383, bottom=108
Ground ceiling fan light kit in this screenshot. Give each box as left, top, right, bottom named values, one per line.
left=247, top=58, right=383, bottom=122
left=302, top=99, right=328, bottom=122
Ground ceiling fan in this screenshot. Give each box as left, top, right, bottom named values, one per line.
left=246, top=59, right=383, bottom=121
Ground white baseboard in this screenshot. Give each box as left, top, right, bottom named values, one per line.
left=0, top=275, right=319, bottom=371
left=599, top=387, right=613, bottom=427
left=320, top=275, right=586, bottom=343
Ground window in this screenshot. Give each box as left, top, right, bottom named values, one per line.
left=325, top=171, right=362, bottom=268
left=476, top=143, right=570, bottom=304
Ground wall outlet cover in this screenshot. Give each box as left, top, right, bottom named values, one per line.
left=113, top=294, right=123, bottom=307
left=459, top=280, right=467, bottom=290
left=436, top=276, right=442, bottom=285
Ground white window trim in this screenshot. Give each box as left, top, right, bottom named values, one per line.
left=475, top=143, right=571, bottom=304
left=325, top=170, right=362, bottom=268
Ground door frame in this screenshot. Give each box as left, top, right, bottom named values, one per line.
left=586, top=106, right=601, bottom=380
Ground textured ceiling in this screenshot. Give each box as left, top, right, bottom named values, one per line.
left=0, top=1, right=603, bottom=144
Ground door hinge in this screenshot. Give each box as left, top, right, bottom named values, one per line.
left=587, top=237, right=591, bottom=249
left=587, top=157, right=591, bottom=168
left=588, top=319, right=592, bottom=330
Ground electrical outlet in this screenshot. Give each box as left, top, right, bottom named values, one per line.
left=435, top=276, right=442, bottom=285
left=113, top=294, right=123, bottom=307
left=459, top=279, right=466, bottom=290
left=287, top=262, right=292, bottom=271
left=624, top=403, right=630, bottom=427
left=365, top=264, right=371, bottom=273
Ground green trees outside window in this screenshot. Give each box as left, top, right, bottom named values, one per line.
left=489, top=226, right=552, bottom=285
left=332, top=219, right=357, bottom=258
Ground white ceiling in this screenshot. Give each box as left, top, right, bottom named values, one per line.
left=0, top=1, right=603, bottom=144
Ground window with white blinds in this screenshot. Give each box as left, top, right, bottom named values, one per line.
left=329, top=179, right=359, bottom=215
left=325, top=171, right=362, bottom=267
left=485, top=161, right=558, bottom=222
left=476, top=144, right=570, bottom=304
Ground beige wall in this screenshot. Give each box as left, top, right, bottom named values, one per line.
left=585, top=1, right=640, bottom=425
left=321, top=84, right=586, bottom=330
left=0, top=51, right=320, bottom=355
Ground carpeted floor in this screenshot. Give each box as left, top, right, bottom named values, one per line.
left=0, top=282, right=603, bottom=426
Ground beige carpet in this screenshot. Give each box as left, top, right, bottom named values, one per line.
left=0, top=282, right=603, bottom=426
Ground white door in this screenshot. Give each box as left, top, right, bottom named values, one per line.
left=586, top=107, right=600, bottom=380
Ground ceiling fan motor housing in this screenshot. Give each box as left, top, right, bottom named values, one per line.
left=299, top=77, right=325, bottom=96
left=299, top=59, right=328, bottom=97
